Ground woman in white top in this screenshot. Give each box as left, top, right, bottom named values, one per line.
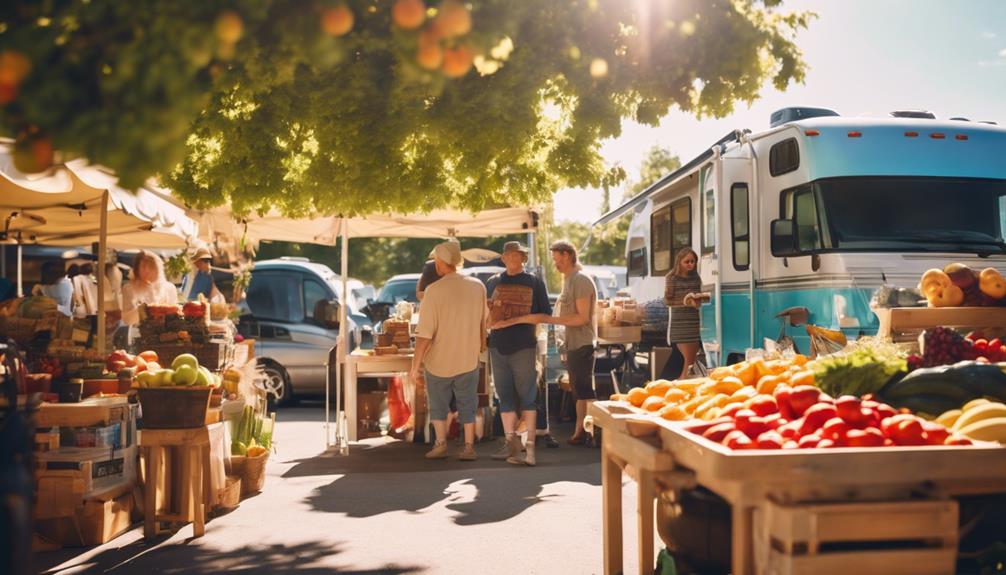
left=121, top=251, right=178, bottom=326
left=72, top=263, right=100, bottom=319
left=33, top=261, right=73, bottom=316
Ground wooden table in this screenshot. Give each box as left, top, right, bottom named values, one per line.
left=344, top=350, right=413, bottom=441
left=590, top=401, right=1006, bottom=575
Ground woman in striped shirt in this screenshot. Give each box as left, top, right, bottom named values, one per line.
left=664, top=247, right=707, bottom=380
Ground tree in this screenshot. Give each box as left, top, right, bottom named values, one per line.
left=1, top=1, right=810, bottom=217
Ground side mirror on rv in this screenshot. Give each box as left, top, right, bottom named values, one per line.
left=770, top=219, right=801, bottom=257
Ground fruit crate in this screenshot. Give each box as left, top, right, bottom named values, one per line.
left=874, top=306, right=1006, bottom=343
left=754, top=498, right=958, bottom=575
left=143, top=342, right=232, bottom=370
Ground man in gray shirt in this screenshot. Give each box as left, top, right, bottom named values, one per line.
left=491, top=240, right=597, bottom=445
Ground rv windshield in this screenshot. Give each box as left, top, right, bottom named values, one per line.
left=810, top=177, right=1006, bottom=254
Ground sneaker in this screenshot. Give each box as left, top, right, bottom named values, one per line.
left=543, top=434, right=560, bottom=449
left=425, top=441, right=449, bottom=459
left=507, top=443, right=536, bottom=467
left=458, top=443, right=478, bottom=461
left=491, top=434, right=520, bottom=460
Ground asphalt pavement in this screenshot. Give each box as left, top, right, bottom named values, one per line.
left=35, top=403, right=647, bottom=574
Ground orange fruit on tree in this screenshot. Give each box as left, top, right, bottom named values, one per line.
left=435, top=0, right=471, bottom=38
left=321, top=4, right=354, bottom=37
left=214, top=11, right=244, bottom=44
left=626, top=387, right=648, bottom=408
left=641, top=395, right=666, bottom=412
left=416, top=31, right=443, bottom=69
left=392, top=0, right=426, bottom=30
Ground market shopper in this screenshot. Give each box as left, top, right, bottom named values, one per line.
left=33, top=261, right=73, bottom=316
left=486, top=241, right=551, bottom=466
left=664, top=247, right=708, bottom=380
left=180, top=247, right=223, bottom=302
left=492, top=240, right=598, bottom=446
left=410, top=240, right=488, bottom=461
left=121, top=251, right=179, bottom=327
left=71, top=263, right=99, bottom=319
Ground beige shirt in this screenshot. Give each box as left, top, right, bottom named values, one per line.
left=121, top=279, right=179, bottom=326
left=416, top=272, right=487, bottom=378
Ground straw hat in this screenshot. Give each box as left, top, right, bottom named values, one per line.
left=190, top=247, right=213, bottom=263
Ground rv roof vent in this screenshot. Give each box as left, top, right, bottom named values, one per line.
left=979, top=120, right=999, bottom=125
left=890, top=110, right=936, bottom=119
left=949, top=117, right=970, bottom=122
left=770, top=107, right=840, bottom=128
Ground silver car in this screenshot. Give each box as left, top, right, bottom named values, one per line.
left=238, top=258, right=370, bottom=404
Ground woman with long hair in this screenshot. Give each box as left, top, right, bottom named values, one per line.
left=663, top=247, right=707, bottom=379
left=121, top=251, right=178, bottom=327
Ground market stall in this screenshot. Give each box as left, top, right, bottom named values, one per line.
left=590, top=262, right=1006, bottom=575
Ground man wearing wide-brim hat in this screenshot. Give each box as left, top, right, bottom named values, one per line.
left=181, top=246, right=223, bottom=302
left=411, top=240, right=488, bottom=461
left=485, top=241, right=552, bottom=466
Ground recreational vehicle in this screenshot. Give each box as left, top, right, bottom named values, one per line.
left=597, top=107, right=1006, bottom=366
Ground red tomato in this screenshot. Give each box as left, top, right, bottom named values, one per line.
left=687, top=417, right=734, bottom=436
left=835, top=396, right=865, bottom=425
left=749, top=395, right=779, bottom=416
left=756, top=430, right=784, bottom=449
left=881, top=413, right=916, bottom=437
left=723, top=430, right=754, bottom=450
left=760, top=413, right=786, bottom=430
left=821, top=417, right=850, bottom=442
left=778, top=419, right=803, bottom=440
left=737, top=416, right=771, bottom=439
left=945, top=435, right=973, bottom=446
left=799, top=403, right=839, bottom=436
left=817, top=438, right=836, bottom=448
left=891, top=417, right=927, bottom=446
left=702, top=422, right=737, bottom=443
left=797, top=434, right=822, bottom=448
left=719, top=404, right=743, bottom=419
left=876, top=404, right=898, bottom=421
left=782, top=440, right=800, bottom=449
left=788, top=385, right=822, bottom=417
left=846, top=428, right=885, bottom=448
left=923, top=422, right=949, bottom=445
left=774, top=384, right=796, bottom=420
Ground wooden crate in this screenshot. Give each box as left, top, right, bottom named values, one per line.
left=875, top=306, right=1006, bottom=342
left=489, top=284, right=534, bottom=323
left=34, top=490, right=135, bottom=548
left=36, top=398, right=134, bottom=428
left=755, top=498, right=958, bottom=575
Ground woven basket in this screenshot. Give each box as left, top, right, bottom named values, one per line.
left=229, top=451, right=269, bottom=497
left=217, top=475, right=242, bottom=509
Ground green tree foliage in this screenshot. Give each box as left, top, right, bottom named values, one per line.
left=1, top=1, right=810, bottom=216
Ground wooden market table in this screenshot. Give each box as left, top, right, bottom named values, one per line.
left=589, top=401, right=1006, bottom=575
left=344, top=350, right=413, bottom=441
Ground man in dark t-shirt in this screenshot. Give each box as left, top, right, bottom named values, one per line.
left=416, top=259, right=440, bottom=301
left=486, top=241, right=552, bottom=466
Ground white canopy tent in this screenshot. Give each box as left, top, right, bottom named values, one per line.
left=0, top=146, right=199, bottom=351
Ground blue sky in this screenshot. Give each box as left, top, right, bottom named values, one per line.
left=554, top=0, right=1006, bottom=224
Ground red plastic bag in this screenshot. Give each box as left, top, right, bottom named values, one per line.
left=388, top=376, right=412, bottom=430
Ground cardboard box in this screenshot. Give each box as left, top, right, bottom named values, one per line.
left=34, top=491, right=135, bottom=547
left=597, top=325, right=642, bottom=343
left=35, top=445, right=138, bottom=507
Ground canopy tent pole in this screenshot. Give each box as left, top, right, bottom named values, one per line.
left=333, top=219, right=349, bottom=453
left=96, top=190, right=108, bottom=353
left=16, top=241, right=23, bottom=297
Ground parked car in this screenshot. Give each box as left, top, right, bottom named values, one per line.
left=460, top=265, right=506, bottom=286
left=580, top=264, right=621, bottom=300
left=238, top=257, right=371, bottom=404
left=376, top=273, right=421, bottom=304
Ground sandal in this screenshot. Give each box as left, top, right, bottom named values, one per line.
left=566, top=434, right=587, bottom=446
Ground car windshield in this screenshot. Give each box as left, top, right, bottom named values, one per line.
left=378, top=279, right=418, bottom=304
left=798, top=177, right=1006, bottom=254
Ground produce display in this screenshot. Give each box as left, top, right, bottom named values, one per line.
left=683, top=389, right=970, bottom=450
left=919, top=263, right=1005, bottom=307
left=935, top=399, right=1006, bottom=443
left=132, top=351, right=221, bottom=389
left=231, top=404, right=272, bottom=457
left=909, top=327, right=1006, bottom=368
left=811, top=338, right=907, bottom=398
left=879, top=360, right=1006, bottom=416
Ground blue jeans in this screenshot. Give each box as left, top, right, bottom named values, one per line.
left=425, top=367, right=479, bottom=424
left=490, top=347, right=537, bottom=413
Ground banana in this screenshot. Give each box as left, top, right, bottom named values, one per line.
left=957, top=417, right=1006, bottom=443
left=962, top=398, right=992, bottom=412
left=936, top=409, right=962, bottom=428
left=953, top=402, right=1006, bottom=431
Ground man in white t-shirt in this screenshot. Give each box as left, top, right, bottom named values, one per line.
left=410, top=241, right=487, bottom=461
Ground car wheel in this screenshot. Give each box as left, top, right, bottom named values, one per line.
left=259, top=362, right=293, bottom=406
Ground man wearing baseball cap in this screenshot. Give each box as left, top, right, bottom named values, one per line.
left=180, top=246, right=222, bottom=302
left=411, top=240, right=488, bottom=461
left=485, top=241, right=552, bottom=466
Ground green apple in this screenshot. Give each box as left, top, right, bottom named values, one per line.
left=171, top=353, right=199, bottom=371
left=196, top=366, right=212, bottom=387
left=173, top=364, right=199, bottom=386
left=136, top=370, right=158, bottom=388
left=158, top=369, right=176, bottom=387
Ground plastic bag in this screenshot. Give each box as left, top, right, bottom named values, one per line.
left=388, top=375, right=412, bottom=430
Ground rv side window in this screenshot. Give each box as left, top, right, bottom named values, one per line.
left=793, top=188, right=823, bottom=251
left=650, top=198, right=692, bottom=275
left=627, top=247, right=647, bottom=278
left=769, top=138, right=800, bottom=177
left=701, top=166, right=715, bottom=253
left=731, top=184, right=749, bottom=271
left=246, top=272, right=305, bottom=323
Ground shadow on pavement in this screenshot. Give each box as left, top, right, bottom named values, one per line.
left=38, top=538, right=424, bottom=575
left=285, top=426, right=602, bottom=526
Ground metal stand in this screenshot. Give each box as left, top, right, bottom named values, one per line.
left=326, top=343, right=347, bottom=454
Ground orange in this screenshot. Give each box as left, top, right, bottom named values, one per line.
left=789, top=370, right=816, bottom=387
left=664, top=388, right=688, bottom=403
left=609, top=393, right=625, bottom=402
left=734, top=361, right=759, bottom=386
left=756, top=374, right=784, bottom=395
left=792, top=353, right=809, bottom=366
left=646, top=379, right=673, bottom=397
left=627, top=387, right=648, bottom=408
left=709, top=366, right=733, bottom=381
left=714, top=376, right=745, bottom=396
left=641, top=395, right=666, bottom=412
left=658, top=404, right=687, bottom=421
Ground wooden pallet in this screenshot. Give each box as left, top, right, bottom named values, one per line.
left=755, top=498, right=958, bottom=575
left=875, top=306, right=1006, bottom=342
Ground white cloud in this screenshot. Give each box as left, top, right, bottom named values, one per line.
left=982, top=31, right=997, bottom=39
left=1000, top=48, right=1006, bottom=57
left=979, top=60, right=1006, bottom=67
